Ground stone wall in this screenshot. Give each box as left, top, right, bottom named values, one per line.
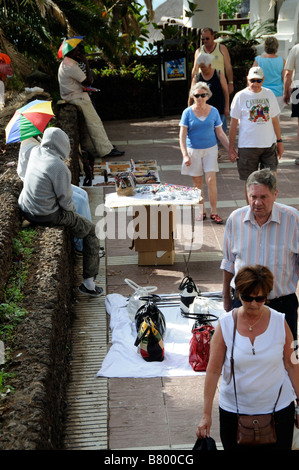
left=0, top=102, right=81, bottom=449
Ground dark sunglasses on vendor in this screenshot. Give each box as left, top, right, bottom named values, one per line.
left=193, top=93, right=208, bottom=98
left=249, top=78, right=263, bottom=83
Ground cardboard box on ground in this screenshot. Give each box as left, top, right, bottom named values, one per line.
left=133, top=205, right=175, bottom=265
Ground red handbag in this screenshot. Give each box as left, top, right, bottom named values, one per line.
left=189, top=324, right=215, bottom=371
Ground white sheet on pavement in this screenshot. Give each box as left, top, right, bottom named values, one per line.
left=96, top=293, right=224, bottom=378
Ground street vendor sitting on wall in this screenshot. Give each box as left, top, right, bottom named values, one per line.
left=18, top=127, right=103, bottom=297
left=57, top=41, right=124, bottom=160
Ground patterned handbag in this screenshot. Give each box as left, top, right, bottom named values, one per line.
left=134, top=296, right=166, bottom=362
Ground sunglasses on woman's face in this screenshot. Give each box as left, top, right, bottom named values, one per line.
left=194, top=93, right=208, bottom=98
left=249, top=78, right=263, bottom=83
left=241, top=294, right=267, bottom=303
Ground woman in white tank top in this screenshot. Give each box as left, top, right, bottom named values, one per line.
left=196, top=265, right=299, bottom=450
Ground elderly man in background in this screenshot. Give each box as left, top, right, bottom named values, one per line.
left=191, top=27, right=234, bottom=95
left=221, top=168, right=299, bottom=342
left=229, top=66, right=283, bottom=202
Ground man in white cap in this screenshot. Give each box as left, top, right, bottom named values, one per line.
left=228, top=66, right=284, bottom=201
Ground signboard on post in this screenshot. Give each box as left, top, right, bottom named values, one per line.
left=157, top=39, right=190, bottom=116
left=164, top=57, right=186, bottom=81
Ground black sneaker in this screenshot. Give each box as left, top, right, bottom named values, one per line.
left=104, top=148, right=125, bottom=157
left=78, top=284, right=104, bottom=297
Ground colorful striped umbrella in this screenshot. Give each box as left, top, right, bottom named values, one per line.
left=57, top=36, right=84, bottom=59
left=5, top=100, right=54, bottom=144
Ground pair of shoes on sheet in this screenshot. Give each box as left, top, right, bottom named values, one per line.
left=104, top=147, right=125, bottom=158
left=78, top=283, right=104, bottom=297
left=210, top=214, right=223, bottom=224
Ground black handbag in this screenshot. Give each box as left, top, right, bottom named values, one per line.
left=134, top=296, right=166, bottom=362
left=178, top=276, right=199, bottom=314
left=230, top=310, right=282, bottom=446
left=193, top=436, right=217, bottom=451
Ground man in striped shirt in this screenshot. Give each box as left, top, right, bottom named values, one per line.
left=221, top=169, right=299, bottom=340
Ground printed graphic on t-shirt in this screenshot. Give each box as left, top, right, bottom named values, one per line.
left=247, top=99, right=270, bottom=123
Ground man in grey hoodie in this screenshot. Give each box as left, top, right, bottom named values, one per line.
left=18, top=127, right=102, bottom=297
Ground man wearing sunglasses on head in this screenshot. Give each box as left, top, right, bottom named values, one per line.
left=228, top=67, right=284, bottom=202
left=191, top=27, right=234, bottom=95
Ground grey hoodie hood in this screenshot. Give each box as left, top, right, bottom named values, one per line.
left=39, top=127, right=70, bottom=161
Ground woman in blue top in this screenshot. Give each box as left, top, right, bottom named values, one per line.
left=180, top=82, right=235, bottom=224
left=253, top=36, right=285, bottom=112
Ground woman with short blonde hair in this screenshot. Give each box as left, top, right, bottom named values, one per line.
left=180, top=82, right=237, bottom=224
left=253, top=36, right=285, bottom=111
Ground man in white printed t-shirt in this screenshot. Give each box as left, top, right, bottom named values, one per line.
left=228, top=66, right=284, bottom=201
left=283, top=43, right=299, bottom=165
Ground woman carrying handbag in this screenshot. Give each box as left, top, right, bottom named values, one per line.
left=196, top=265, right=299, bottom=450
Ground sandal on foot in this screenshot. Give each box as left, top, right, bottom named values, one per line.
left=210, top=214, right=223, bottom=224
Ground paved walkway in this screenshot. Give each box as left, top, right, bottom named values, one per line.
left=63, top=107, right=299, bottom=451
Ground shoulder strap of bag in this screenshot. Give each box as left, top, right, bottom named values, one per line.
left=125, top=278, right=157, bottom=294
left=227, top=309, right=238, bottom=384
left=230, top=309, right=239, bottom=413
left=273, top=384, right=283, bottom=413
left=229, top=309, right=283, bottom=415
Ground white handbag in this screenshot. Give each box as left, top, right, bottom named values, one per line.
left=125, top=278, right=157, bottom=321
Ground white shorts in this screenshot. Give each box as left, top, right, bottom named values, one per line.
left=181, top=145, right=219, bottom=177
